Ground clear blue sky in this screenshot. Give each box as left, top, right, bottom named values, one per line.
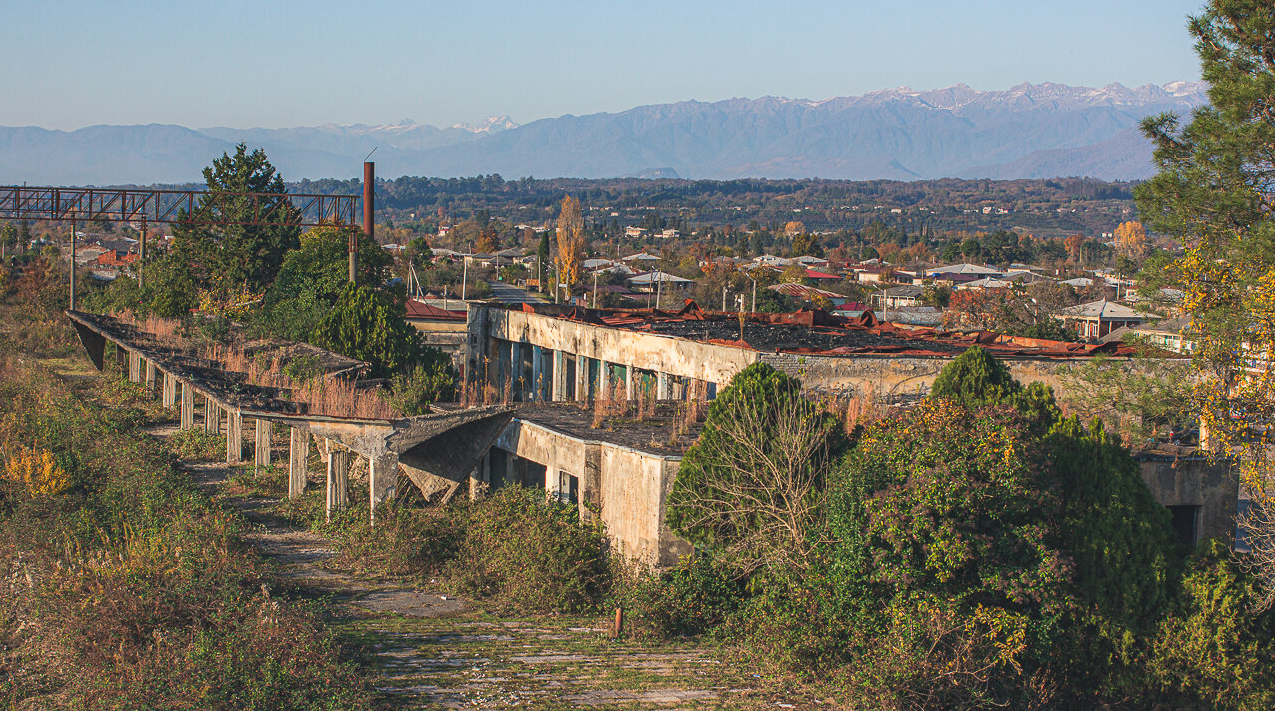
left=1, top=0, right=1207, bottom=130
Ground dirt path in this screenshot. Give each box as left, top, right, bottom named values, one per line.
left=138, top=426, right=809, bottom=710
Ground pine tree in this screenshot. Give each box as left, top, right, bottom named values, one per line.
left=1135, top=0, right=1275, bottom=604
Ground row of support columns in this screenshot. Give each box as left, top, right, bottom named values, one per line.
left=491, top=338, right=715, bottom=405
left=101, top=342, right=393, bottom=526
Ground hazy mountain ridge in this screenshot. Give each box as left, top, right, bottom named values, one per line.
left=0, top=82, right=1207, bottom=185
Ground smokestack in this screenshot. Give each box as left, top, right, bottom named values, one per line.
left=354, top=161, right=374, bottom=283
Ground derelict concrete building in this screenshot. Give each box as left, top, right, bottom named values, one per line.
left=464, top=302, right=1239, bottom=564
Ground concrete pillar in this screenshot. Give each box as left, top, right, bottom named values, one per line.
left=510, top=341, right=523, bottom=400
left=552, top=350, right=566, bottom=402
left=254, top=419, right=272, bottom=469
left=162, top=372, right=177, bottom=408
left=369, top=454, right=399, bottom=523
left=225, top=410, right=242, bottom=464
left=326, top=450, right=349, bottom=521
left=575, top=356, right=589, bottom=402
left=657, top=372, right=670, bottom=400
left=128, top=351, right=142, bottom=383
left=180, top=383, right=194, bottom=430
left=288, top=427, right=309, bottom=498
left=115, top=345, right=127, bottom=375
left=144, top=361, right=157, bottom=392
left=203, top=397, right=220, bottom=433
left=599, top=361, right=611, bottom=399
left=625, top=364, right=635, bottom=401
left=469, top=462, right=482, bottom=501
left=531, top=345, right=543, bottom=402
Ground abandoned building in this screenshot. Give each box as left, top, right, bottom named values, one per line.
left=461, top=302, right=1240, bottom=564
left=64, top=303, right=1241, bottom=568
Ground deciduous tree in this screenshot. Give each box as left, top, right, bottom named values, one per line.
left=555, top=196, right=585, bottom=296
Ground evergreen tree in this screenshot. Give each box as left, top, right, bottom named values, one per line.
left=169, top=144, right=301, bottom=295
left=1135, top=0, right=1275, bottom=603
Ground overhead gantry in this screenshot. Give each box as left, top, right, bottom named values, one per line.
left=66, top=310, right=512, bottom=521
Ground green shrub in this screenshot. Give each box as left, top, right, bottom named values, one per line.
left=446, top=486, right=615, bottom=614
left=385, top=352, right=456, bottom=415
left=616, top=553, right=744, bottom=641
left=1148, top=540, right=1275, bottom=711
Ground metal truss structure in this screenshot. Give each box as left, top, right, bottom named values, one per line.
left=0, top=185, right=359, bottom=228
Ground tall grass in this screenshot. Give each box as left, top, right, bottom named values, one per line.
left=0, top=358, right=374, bottom=709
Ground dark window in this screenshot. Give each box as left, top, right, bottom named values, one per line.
left=1168, top=505, right=1201, bottom=548
left=488, top=448, right=507, bottom=490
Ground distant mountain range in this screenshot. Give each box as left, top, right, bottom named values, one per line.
left=0, top=82, right=1207, bottom=185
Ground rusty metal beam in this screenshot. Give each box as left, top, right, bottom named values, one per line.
left=0, top=185, right=359, bottom=228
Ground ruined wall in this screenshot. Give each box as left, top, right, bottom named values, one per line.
left=492, top=417, right=691, bottom=567
left=1134, top=451, right=1238, bottom=544
left=757, top=352, right=1090, bottom=398
left=473, top=307, right=760, bottom=387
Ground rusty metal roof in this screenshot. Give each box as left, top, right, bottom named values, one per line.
left=511, top=302, right=1144, bottom=359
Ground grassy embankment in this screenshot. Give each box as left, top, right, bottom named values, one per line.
left=0, top=274, right=377, bottom=710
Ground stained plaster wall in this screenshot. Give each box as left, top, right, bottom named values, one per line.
left=492, top=417, right=692, bottom=567
left=472, top=307, right=759, bottom=387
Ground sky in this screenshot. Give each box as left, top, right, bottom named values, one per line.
left=0, top=0, right=1207, bottom=131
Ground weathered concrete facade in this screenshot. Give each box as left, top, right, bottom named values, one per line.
left=469, top=306, right=750, bottom=401
left=482, top=416, right=693, bottom=568
left=1134, top=448, right=1239, bottom=546
left=470, top=304, right=1105, bottom=401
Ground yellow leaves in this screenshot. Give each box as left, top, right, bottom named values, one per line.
left=196, top=287, right=261, bottom=319
left=3, top=445, right=71, bottom=496
left=1115, top=220, right=1149, bottom=259
left=555, top=195, right=586, bottom=290
left=972, top=604, right=1029, bottom=673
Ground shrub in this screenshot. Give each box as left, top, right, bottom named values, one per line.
left=1147, top=540, right=1275, bottom=711
left=446, top=486, right=615, bottom=614
left=615, top=553, right=744, bottom=641
left=385, top=350, right=457, bottom=415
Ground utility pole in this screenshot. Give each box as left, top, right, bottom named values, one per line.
left=751, top=277, right=757, bottom=312
left=69, top=216, right=77, bottom=311
left=722, top=286, right=727, bottom=312
left=592, top=271, right=599, bottom=309
left=139, top=216, right=147, bottom=293
left=355, top=161, right=374, bottom=283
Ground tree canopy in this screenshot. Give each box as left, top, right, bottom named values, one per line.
left=1135, top=0, right=1275, bottom=604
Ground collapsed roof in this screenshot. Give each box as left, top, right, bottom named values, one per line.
left=516, top=301, right=1143, bottom=359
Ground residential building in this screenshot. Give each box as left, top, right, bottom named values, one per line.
left=1057, top=299, right=1154, bottom=339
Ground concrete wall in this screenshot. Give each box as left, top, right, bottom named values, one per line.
left=756, top=352, right=1081, bottom=397
left=473, top=307, right=759, bottom=388
left=1134, top=451, right=1238, bottom=545
left=491, top=417, right=692, bottom=567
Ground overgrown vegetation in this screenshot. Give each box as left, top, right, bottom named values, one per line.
left=653, top=350, right=1274, bottom=710
left=285, top=486, right=616, bottom=616
left=0, top=360, right=373, bottom=709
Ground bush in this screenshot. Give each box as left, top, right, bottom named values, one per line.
left=1148, top=540, right=1275, bottom=710
left=615, top=553, right=744, bottom=641
left=385, top=350, right=456, bottom=415
left=445, top=486, right=615, bottom=614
